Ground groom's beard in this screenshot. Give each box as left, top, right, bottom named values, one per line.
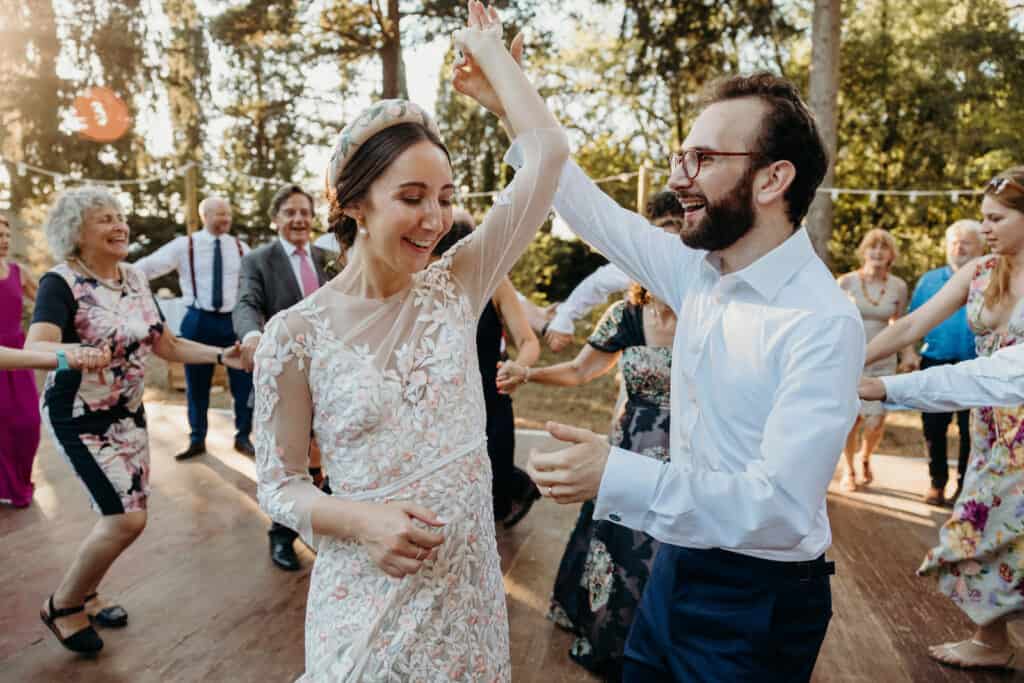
left=679, top=168, right=757, bottom=252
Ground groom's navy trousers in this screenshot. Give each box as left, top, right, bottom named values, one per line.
left=622, top=546, right=834, bottom=682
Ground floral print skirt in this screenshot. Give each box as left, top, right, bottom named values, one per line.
left=548, top=399, right=669, bottom=680
left=43, top=397, right=150, bottom=515
left=918, top=404, right=1024, bottom=625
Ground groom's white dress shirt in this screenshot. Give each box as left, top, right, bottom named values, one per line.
left=510, top=151, right=866, bottom=562
left=883, top=344, right=1024, bottom=411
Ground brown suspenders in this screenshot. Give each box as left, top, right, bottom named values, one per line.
left=187, top=234, right=243, bottom=310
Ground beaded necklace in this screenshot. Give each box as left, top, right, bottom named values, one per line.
left=858, top=270, right=888, bottom=307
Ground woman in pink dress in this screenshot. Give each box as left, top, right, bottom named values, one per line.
left=0, top=214, right=41, bottom=508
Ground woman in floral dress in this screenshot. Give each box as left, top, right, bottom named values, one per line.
left=252, top=4, right=568, bottom=679
left=27, top=187, right=244, bottom=655
left=498, top=289, right=673, bottom=680
left=865, top=166, right=1024, bottom=670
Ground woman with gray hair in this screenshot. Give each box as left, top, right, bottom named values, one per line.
left=26, top=186, right=245, bottom=655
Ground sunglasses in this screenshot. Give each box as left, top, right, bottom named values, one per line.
left=986, top=176, right=1024, bottom=197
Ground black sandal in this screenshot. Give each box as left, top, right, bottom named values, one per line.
left=84, top=592, right=128, bottom=628
left=40, top=595, right=103, bottom=654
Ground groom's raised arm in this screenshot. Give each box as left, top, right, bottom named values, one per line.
left=504, top=149, right=695, bottom=311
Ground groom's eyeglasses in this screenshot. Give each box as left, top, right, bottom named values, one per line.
left=669, top=149, right=757, bottom=181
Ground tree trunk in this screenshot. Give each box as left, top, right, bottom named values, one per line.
left=805, top=0, right=841, bottom=264
left=380, top=0, right=407, bottom=99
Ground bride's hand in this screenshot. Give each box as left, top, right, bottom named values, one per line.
left=353, top=501, right=446, bottom=578
left=452, top=2, right=524, bottom=117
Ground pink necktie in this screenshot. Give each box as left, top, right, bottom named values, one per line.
left=296, top=246, right=320, bottom=297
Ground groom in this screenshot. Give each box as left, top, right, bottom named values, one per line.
left=518, top=74, right=865, bottom=681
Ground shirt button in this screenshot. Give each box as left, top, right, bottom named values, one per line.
left=609, top=513, right=622, bottom=523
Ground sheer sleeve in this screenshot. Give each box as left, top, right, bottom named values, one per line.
left=253, top=311, right=324, bottom=548
left=448, top=127, right=569, bottom=315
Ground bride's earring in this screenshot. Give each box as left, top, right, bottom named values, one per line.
left=356, top=216, right=368, bottom=237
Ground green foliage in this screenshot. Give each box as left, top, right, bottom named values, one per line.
left=508, top=233, right=607, bottom=304
left=827, top=0, right=1024, bottom=281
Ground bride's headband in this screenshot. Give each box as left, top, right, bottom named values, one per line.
left=327, top=99, right=441, bottom=189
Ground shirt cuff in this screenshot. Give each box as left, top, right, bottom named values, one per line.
left=880, top=375, right=915, bottom=412
left=593, top=446, right=663, bottom=531
left=546, top=310, right=574, bottom=335
left=243, top=330, right=262, bottom=344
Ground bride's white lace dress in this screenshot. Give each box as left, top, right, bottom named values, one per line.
left=253, top=129, right=567, bottom=682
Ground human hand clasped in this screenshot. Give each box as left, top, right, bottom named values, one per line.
left=858, top=376, right=887, bottom=402
left=67, top=345, right=111, bottom=371
left=527, top=421, right=611, bottom=504
left=495, top=359, right=526, bottom=394
left=354, top=501, right=446, bottom=578
left=451, top=1, right=524, bottom=118
left=220, top=342, right=246, bottom=371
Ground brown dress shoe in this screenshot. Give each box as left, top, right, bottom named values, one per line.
left=924, top=487, right=945, bottom=506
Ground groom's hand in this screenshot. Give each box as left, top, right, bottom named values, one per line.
left=527, top=421, right=610, bottom=504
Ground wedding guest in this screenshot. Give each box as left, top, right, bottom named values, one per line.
left=27, top=187, right=244, bottom=655
left=836, top=229, right=908, bottom=491
left=0, top=214, right=42, bottom=508
left=863, top=167, right=1024, bottom=670
left=233, top=183, right=330, bottom=571
left=470, top=66, right=863, bottom=679
left=253, top=4, right=568, bottom=676
left=499, top=275, right=675, bottom=679
left=434, top=210, right=542, bottom=527
left=543, top=191, right=683, bottom=352
left=134, top=196, right=254, bottom=459
left=902, top=219, right=984, bottom=505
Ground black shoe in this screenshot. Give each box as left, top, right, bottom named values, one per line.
left=84, top=592, right=128, bottom=628
left=234, top=436, right=255, bottom=457
left=270, top=535, right=300, bottom=571
left=502, top=482, right=542, bottom=529
left=40, top=595, right=103, bottom=655
left=175, top=442, right=206, bottom=461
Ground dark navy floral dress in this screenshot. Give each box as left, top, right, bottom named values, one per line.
left=34, top=263, right=164, bottom=515
left=548, top=299, right=671, bottom=680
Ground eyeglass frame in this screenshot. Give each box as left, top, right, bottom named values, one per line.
left=669, top=149, right=760, bottom=181
left=987, top=176, right=1024, bottom=197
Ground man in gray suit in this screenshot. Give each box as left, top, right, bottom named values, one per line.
left=234, top=183, right=330, bottom=571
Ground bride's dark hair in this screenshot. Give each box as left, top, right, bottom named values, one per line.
left=327, top=123, right=450, bottom=251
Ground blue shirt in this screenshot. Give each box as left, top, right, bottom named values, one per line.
left=909, top=266, right=976, bottom=361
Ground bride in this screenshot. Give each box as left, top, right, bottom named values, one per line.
left=252, top=2, right=568, bottom=680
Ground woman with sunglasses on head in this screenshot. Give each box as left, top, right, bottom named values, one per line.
left=865, top=167, right=1024, bottom=670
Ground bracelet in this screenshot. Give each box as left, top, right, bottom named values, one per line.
left=216, top=351, right=224, bottom=366
left=55, top=349, right=70, bottom=373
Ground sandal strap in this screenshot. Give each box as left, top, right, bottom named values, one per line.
left=84, top=592, right=98, bottom=602
left=47, top=595, right=85, bottom=619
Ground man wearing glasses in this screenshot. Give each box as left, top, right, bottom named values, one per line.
left=511, top=73, right=865, bottom=681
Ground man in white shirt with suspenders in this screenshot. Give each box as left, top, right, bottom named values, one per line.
left=134, top=196, right=254, bottom=460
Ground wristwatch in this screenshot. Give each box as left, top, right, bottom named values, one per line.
left=55, top=350, right=70, bottom=373
left=216, top=350, right=224, bottom=366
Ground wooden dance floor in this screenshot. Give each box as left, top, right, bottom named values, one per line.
left=2, top=402, right=1023, bottom=681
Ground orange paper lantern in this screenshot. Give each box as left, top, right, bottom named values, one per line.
left=73, top=87, right=132, bottom=143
